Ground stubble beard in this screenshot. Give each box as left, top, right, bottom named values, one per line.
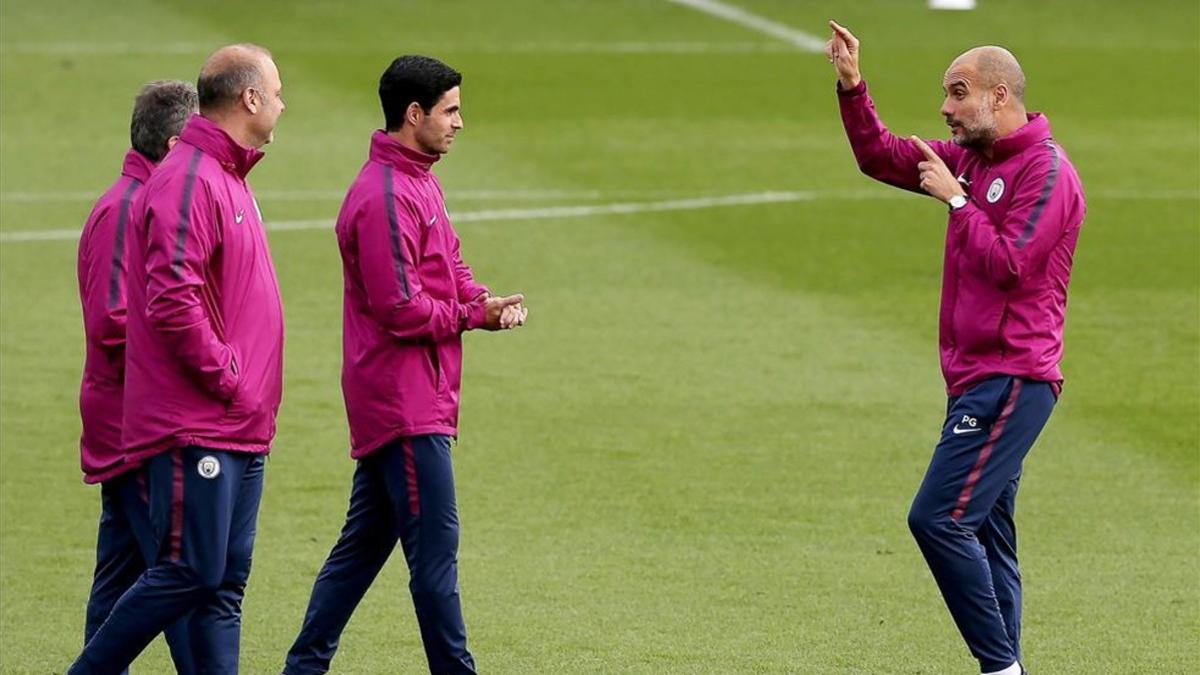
left=951, top=98, right=998, bottom=150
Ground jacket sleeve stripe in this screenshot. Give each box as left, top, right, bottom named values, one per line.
left=1015, top=141, right=1061, bottom=250
left=170, top=148, right=205, bottom=280
left=107, top=179, right=141, bottom=309
left=382, top=166, right=412, bottom=299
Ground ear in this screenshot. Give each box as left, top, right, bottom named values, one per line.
left=166, top=135, right=181, bottom=151
left=406, top=101, right=423, bottom=126
left=242, top=88, right=259, bottom=114
left=992, top=83, right=1010, bottom=110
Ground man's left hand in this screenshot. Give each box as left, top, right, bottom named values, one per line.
left=500, top=303, right=528, bottom=329
left=911, top=136, right=965, bottom=204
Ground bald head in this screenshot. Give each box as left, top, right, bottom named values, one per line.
left=940, top=45, right=1029, bottom=150
left=198, top=43, right=274, bottom=113
left=952, top=46, right=1026, bottom=104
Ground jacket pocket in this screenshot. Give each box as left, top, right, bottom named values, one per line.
left=427, top=344, right=447, bottom=398
left=221, top=345, right=242, bottom=404
left=225, top=346, right=260, bottom=418
left=997, top=302, right=1010, bottom=361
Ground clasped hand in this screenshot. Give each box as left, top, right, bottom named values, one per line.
left=480, top=293, right=528, bottom=331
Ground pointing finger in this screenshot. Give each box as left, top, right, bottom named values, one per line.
left=829, top=20, right=858, bottom=46
left=910, top=135, right=941, bottom=163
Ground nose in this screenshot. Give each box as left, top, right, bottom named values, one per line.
left=940, top=98, right=953, bottom=119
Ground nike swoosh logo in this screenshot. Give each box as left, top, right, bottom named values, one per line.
left=956, top=175, right=971, bottom=186
left=952, top=425, right=983, bottom=435
left=235, top=210, right=245, bottom=224
left=428, top=215, right=438, bottom=227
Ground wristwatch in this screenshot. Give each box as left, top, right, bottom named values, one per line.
left=948, top=194, right=968, bottom=211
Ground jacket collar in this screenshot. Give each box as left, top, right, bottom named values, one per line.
left=178, top=114, right=264, bottom=179
left=369, top=130, right=440, bottom=178
left=121, top=148, right=156, bottom=183
left=989, top=112, right=1051, bottom=163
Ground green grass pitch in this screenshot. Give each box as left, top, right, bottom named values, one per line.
left=1, top=0, right=1197, bottom=672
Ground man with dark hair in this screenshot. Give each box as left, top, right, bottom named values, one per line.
left=77, top=79, right=198, bottom=675
left=828, top=21, right=1085, bottom=675
left=283, top=54, right=525, bottom=675
left=71, top=43, right=286, bottom=674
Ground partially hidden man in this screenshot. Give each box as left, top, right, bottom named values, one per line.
left=76, top=79, right=199, bottom=675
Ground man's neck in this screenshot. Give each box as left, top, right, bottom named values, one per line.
left=201, top=111, right=256, bottom=149
left=983, top=107, right=1029, bottom=159
left=387, top=129, right=423, bottom=155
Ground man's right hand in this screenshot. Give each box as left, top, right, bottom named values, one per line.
left=481, top=294, right=526, bottom=331
left=826, top=20, right=862, bottom=90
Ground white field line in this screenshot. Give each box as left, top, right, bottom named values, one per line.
left=0, top=191, right=813, bottom=243
left=4, top=187, right=1194, bottom=206
left=1, top=42, right=216, bottom=56
left=664, top=0, right=826, bottom=53
left=2, top=188, right=1195, bottom=243
left=0, top=189, right=642, bottom=204
left=279, top=191, right=814, bottom=232
left=1, top=41, right=794, bottom=57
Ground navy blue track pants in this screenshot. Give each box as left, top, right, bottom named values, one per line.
left=284, top=435, right=476, bottom=675
left=908, top=376, right=1056, bottom=673
left=85, top=469, right=196, bottom=674
left=71, top=447, right=265, bottom=675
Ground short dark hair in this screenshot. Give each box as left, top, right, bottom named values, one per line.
left=379, top=55, right=462, bottom=131
left=197, top=43, right=272, bottom=112
left=131, top=80, right=198, bottom=161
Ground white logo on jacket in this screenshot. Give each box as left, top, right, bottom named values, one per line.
left=987, top=178, right=1005, bottom=203
left=197, top=455, right=221, bottom=479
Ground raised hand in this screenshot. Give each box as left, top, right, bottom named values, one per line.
left=911, top=136, right=965, bottom=204
left=827, top=20, right=862, bottom=89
